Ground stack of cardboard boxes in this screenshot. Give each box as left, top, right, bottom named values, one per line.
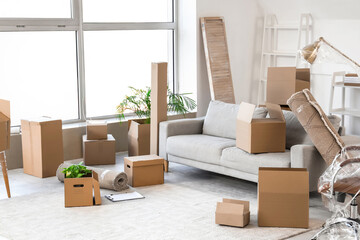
left=83, top=121, right=115, bottom=165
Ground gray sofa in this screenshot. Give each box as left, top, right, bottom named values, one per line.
left=159, top=101, right=351, bottom=192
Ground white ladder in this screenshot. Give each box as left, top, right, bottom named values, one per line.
left=257, top=13, right=313, bottom=105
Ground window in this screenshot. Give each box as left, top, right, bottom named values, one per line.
left=0, top=0, right=176, bottom=126
left=0, top=32, right=78, bottom=126
left=84, top=30, right=171, bottom=117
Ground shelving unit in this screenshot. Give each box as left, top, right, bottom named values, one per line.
left=329, top=71, right=360, bottom=126
left=257, top=14, right=313, bottom=105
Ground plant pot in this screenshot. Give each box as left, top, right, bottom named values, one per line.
left=127, top=119, right=150, bottom=156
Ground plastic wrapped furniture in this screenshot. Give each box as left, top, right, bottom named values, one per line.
left=312, top=146, right=360, bottom=239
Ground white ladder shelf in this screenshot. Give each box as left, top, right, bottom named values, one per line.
left=257, top=14, right=313, bottom=105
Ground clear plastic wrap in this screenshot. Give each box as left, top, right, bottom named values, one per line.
left=312, top=146, right=360, bottom=239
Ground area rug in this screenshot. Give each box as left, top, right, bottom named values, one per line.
left=0, top=182, right=323, bottom=240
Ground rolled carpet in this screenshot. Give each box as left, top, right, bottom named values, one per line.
left=57, top=162, right=129, bottom=191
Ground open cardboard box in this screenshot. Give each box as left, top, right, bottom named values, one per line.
left=128, top=119, right=150, bottom=156
left=215, top=198, right=250, bottom=227
left=236, top=102, right=285, bottom=153
left=86, top=120, right=108, bottom=140
left=267, top=67, right=310, bottom=105
left=258, top=167, right=309, bottom=228
left=64, top=170, right=101, bottom=207
left=0, top=100, right=10, bottom=152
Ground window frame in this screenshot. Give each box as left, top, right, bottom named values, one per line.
left=0, top=0, right=177, bottom=125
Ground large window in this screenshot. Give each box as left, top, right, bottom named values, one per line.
left=0, top=0, right=175, bottom=126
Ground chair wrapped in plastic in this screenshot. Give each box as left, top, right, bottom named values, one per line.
left=312, top=146, right=360, bottom=239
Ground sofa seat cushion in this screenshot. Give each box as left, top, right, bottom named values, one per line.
left=220, top=147, right=290, bottom=175
left=167, top=134, right=236, bottom=165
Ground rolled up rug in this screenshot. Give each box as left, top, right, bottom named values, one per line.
left=57, top=162, right=129, bottom=191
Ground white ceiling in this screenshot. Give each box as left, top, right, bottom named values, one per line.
left=257, top=0, right=360, bottom=21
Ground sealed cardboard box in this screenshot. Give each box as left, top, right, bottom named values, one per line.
left=236, top=102, right=285, bottom=153
left=215, top=198, right=250, bottom=227
left=83, top=134, right=115, bottom=165
left=267, top=67, right=310, bottom=105
left=64, top=171, right=101, bottom=207
left=124, top=154, right=164, bottom=187
left=128, top=119, right=150, bottom=156
left=0, top=99, right=10, bottom=152
left=21, top=118, right=64, bottom=178
left=86, top=120, right=108, bottom=140
left=258, top=167, right=309, bottom=228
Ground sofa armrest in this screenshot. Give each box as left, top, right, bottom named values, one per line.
left=291, top=144, right=327, bottom=192
left=159, top=117, right=205, bottom=160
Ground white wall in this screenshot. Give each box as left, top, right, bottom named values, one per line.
left=177, top=0, right=264, bottom=116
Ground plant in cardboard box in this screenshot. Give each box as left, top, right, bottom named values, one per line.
left=62, top=162, right=101, bottom=207
left=116, top=86, right=196, bottom=156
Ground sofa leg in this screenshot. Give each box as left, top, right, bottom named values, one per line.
left=164, top=160, right=169, bottom=172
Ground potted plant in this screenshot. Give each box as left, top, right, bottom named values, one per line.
left=62, top=163, right=101, bottom=207
left=116, top=86, right=196, bottom=156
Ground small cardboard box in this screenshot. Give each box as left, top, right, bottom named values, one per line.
left=0, top=100, right=10, bottom=152
left=128, top=119, right=150, bottom=156
left=215, top=198, right=250, bottom=227
left=83, top=134, right=116, bottom=165
left=21, top=118, right=64, bottom=178
left=267, top=67, right=310, bottom=105
left=258, top=168, right=309, bottom=228
left=64, top=171, right=101, bottom=207
left=124, top=154, right=164, bottom=187
left=86, top=121, right=108, bottom=140
left=236, top=102, right=285, bottom=153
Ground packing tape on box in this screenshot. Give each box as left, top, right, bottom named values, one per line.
left=56, top=162, right=129, bottom=191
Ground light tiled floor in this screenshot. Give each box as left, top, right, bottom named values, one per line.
left=0, top=152, right=330, bottom=239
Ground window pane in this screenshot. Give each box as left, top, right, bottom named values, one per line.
left=0, top=32, right=78, bottom=126
left=84, top=30, right=171, bottom=117
left=0, top=0, right=71, bottom=18
left=83, top=0, right=172, bottom=22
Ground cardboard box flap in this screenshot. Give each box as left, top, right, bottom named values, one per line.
left=216, top=202, right=245, bottom=215
left=266, top=103, right=285, bottom=122
left=92, top=171, right=102, bottom=205
left=223, top=198, right=249, bottom=212
left=0, top=99, right=10, bottom=119
left=237, top=102, right=256, bottom=123
left=296, top=68, right=310, bottom=82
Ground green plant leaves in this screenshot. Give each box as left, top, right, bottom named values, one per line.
left=62, top=162, right=92, bottom=178
left=116, top=86, right=196, bottom=123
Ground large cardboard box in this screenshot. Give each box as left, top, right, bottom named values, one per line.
left=215, top=198, right=250, bottom=227
left=258, top=168, right=309, bottom=228
left=64, top=171, right=101, bottom=207
left=83, top=134, right=115, bottom=165
left=150, top=62, right=168, bottom=155
left=86, top=120, right=108, bottom=140
left=128, top=119, right=150, bottom=156
left=124, top=154, right=164, bottom=187
left=236, top=102, right=285, bottom=153
left=21, top=118, right=64, bottom=178
left=267, top=67, right=310, bottom=105
left=0, top=100, right=10, bottom=152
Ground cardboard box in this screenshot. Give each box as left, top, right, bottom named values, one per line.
left=83, top=134, right=115, bottom=165
left=128, top=119, right=150, bottom=156
left=236, top=102, right=285, bottom=153
left=267, top=67, right=310, bottom=105
left=64, top=171, right=101, bottom=207
left=21, top=118, right=64, bottom=178
left=0, top=100, right=10, bottom=152
left=215, top=198, right=250, bottom=227
left=150, top=62, right=168, bottom=155
left=258, top=168, right=309, bottom=228
left=86, top=120, right=108, bottom=140
left=124, top=154, right=164, bottom=187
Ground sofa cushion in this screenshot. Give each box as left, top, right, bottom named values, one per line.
left=284, top=110, right=341, bottom=149
left=203, top=100, right=267, bottom=139
left=166, top=134, right=236, bottom=165
left=220, top=147, right=290, bottom=175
